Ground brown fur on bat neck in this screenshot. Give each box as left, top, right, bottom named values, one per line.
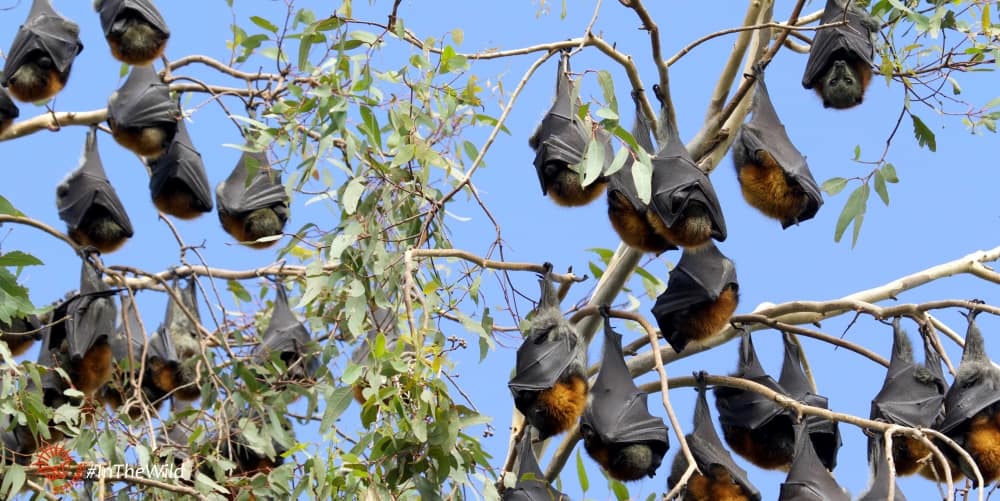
left=109, top=119, right=174, bottom=159
left=68, top=206, right=131, bottom=253
left=736, top=149, right=809, bottom=226
left=218, top=207, right=288, bottom=249
left=542, top=163, right=607, bottom=207
left=722, top=415, right=795, bottom=471
left=107, top=16, right=168, bottom=66
left=675, top=463, right=755, bottom=501
left=154, top=180, right=208, bottom=220
left=6, top=58, right=69, bottom=102
left=607, top=190, right=672, bottom=253
left=664, top=285, right=739, bottom=350
left=647, top=202, right=714, bottom=249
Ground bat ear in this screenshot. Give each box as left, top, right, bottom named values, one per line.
left=961, top=308, right=988, bottom=363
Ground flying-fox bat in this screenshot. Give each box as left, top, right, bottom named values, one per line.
left=0, top=314, right=42, bottom=357
left=733, top=66, right=823, bottom=228
left=668, top=377, right=761, bottom=501
left=777, top=422, right=850, bottom=501
left=581, top=308, right=669, bottom=481
left=936, top=311, right=1000, bottom=483
left=858, top=436, right=908, bottom=501
left=714, top=330, right=797, bottom=470
left=35, top=323, right=73, bottom=411
left=528, top=50, right=608, bottom=207
left=350, top=306, right=402, bottom=404
left=0, top=89, right=19, bottom=134
left=216, top=149, right=290, bottom=249
left=869, top=318, right=946, bottom=477
left=149, top=120, right=213, bottom=219
left=502, top=427, right=569, bottom=501
left=56, top=129, right=134, bottom=254
left=107, top=64, right=179, bottom=159
left=252, top=283, right=319, bottom=384
left=645, top=85, right=727, bottom=249
left=220, top=409, right=288, bottom=475
left=45, top=258, right=119, bottom=398
left=801, top=0, right=878, bottom=109
left=651, top=243, right=738, bottom=353
left=153, top=278, right=202, bottom=401
left=508, top=264, right=587, bottom=439
left=94, top=0, right=170, bottom=65
left=99, top=293, right=152, bottom=415
left=1, top=0, right=83, bottom=102
left=778, top=333, right=841, bottom=471
left=606, top=90, right=675, bottom=254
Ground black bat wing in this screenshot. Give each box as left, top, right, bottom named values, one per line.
left=778, top=333, right=841, bottom=468
left=65, top=259, right=117, bottom=361
left=739, top=71, right=822, bottom=227
left=529, top=52, right=590, bottom=194
left=149, top=120, right=213, bottom=211
left=36, top=318, right=68, bottom=397
left=216, top=150, right=288, bottom=214
left=57, top=130, right=134, bottom=236
left=253, top=285, right=319, bottom=378
left=112, top=294, right=147, bottom=363
left=647, top=114, right=727, bottom=241
left=778, top=423, right=850, bottom=501
left=871, top=323, right=946, bottom=427
left=714, top=330, right=788, bottom=430
left=652, top=244, right=737, bottom=346
left=503, top=428, right=569, bottom=501
left=581, top=314, right=669, bottom=449
left=0, top=89, right=19, bottom=122
left=148, top=326, right=179, bottom=365
left=858, top=436, right=908, bottom=501
left=108, top=65, right=178, bottom=129
left=97, top=0, right=169, bottom=36
left=688, top=380, right=761, bottom=500
left=350, top=307, right=399, bottom=366
left=508, top=329, right=577, bottom=393
left=801, top=0, right=876, bottom=89
left=938, top=372, right=1000, bottom=434
left=607, top=90, right=659, bottom=212
left=2, top=0, right=83, bottom=79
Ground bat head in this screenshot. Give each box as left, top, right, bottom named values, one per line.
left=56, top=129, right=134, bottom=240
left=2, top=0, right=83, bottom=85
left=939, top=311, right=1000, bottom=436
left=252, top=284, right=320, bottom=382
left=0, top=88, right=19, bottom=123
left=149, top=120, right=214, bottom=217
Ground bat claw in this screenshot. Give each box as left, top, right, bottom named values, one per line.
left=597, top=304, right=611, bottom=319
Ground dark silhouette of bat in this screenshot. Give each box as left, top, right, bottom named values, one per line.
left=869, top=318, right=946, bottom=477
left=651, top=243, right=738, bottom=353
left=0, top=88, right=19, bottom=134
left=668, top=376, right=761, bottom=501
left=778, top=333, right=841, bottom=471
left=502, top=426, right=569, bottom=501
left=216, top=149, right=290, bottom=248
left=0, top=314, right=41, bottom=357
left=46, top=257, right=119, bottom=398
left=858, top=435, right=908, bottom=501
left=149, top=120, right=213, bottom=219
left=715, top=330, right=798, bottom=471
left=508, top=264, right=587, bottom=440
left=107, top=64, right=179, bottom=159
left=219, top=408, right=289, bottom=476
left=801, top=0, right=878, bottom=109
left=1, top=0, right=83, bottom=102
left=606, top=90, right=675, bottom=254
left=581, top=307, right=669, bottom=481
left=777, top=422, right=850, bottom=501
left=733, top=65, right=823, bottom=228
left=99, top=293, right=154, bottom=416
left=151, top=279, right=202, bottom=401
left=252, top=283, right=320, bottom=385
left=528, top=50, right=608, bottom=207
left=95, top=0, right=170, bottom=65
left=645, top=85, right=727, bottom=248
left=936, top=310, right=1000, bottom=483
left=350, top=306, right=402, bottom=404
left=56, top=129, right=134, bottom=254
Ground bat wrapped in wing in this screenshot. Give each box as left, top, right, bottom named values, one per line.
left=651, top=243, right=738, bottom=352
left=801, top=0, right=878, bottom=109
left=714, top=329, right=796, bottom=470
left=778, top=422, right=850, bottom=501
left=502, top=426, right=569, bottom=501
left=252, top=283, right=320, bottom=383
left=581, top=308, right=669, bottom=481
left=646, top=85, right=727, bottom=248
left=57, top=128, right=134, bottom=254
left=733, top=66, right=823, bottom=228
left=869, top=318, right=946, bottom=477
left=858, top=436, right=908, bottom=501
left=1, top=0, right=83, bottom=102
left=0, top=313, right=41, bottom=357
left=669, top=376, right=760, bottom=501
left=107, top=64, right=179, bottom=159
left=0, top=89, right=19, bottom=134
left=149, top=278, right=202, bottom=401
left=216, top=149, right=290, bottom=249
left=508, top=264, right=587, bottom=439
left=99, top=293, right=154, bottom=414
left=606, top=90, right=675, bottom=254
left=935, top=311, right=1000, bottom=482
left=95, top=0, right=170, bottom=65
left=528, top=50, right=608, bottom=207
left=778, top=332, right=841, bottom=471
left=149, top=120, right=213, bottom=219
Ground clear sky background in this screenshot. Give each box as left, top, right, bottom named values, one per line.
left=2, top=1, right=999, bottom=500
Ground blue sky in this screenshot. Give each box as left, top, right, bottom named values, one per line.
left=2, top=1, right=999, bottom=499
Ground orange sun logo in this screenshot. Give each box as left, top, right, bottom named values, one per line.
left=32, top=443, right=83, bottom=494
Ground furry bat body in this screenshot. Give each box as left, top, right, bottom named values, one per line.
left=2, top=0, right=83, bottom=102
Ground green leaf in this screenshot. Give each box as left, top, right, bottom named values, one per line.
left=227, top=279, right=252, bottom=302
left=631, top=155, right=653, bottom=204
left=0, top=463, right=24, bottom=496
left=911, top=114, right=937, bottom=152
left=881, top=163, right=899, bottom=183
left=0, top=251, right=42, bottom=267
left=575, top=448, right=589, bottom=493
left=0, top=196, right=24, bottom=216
left=873, top=170, right=890, bottom=206
left=342, top=177, right=366, bottom=215
left=580, top=138, right=606, bottom=187
left=451, top=28, right=464, bottom=45
left=834, top=185, right=869, bottom=245
left=604, top=147, right=629, bottom=177
left=610, top=478, right=630, bottom=500
left=596, top=70, right=618, bottom=114
left=821, top=177, right=848, bottom=196
left=250, top=16, right=279, bottom=33
left=321, top=386, right=355, bottom=432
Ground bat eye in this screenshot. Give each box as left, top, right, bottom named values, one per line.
left=36, top=56, right=54, bottom=70
left=56, top=185, right=70, bottom=199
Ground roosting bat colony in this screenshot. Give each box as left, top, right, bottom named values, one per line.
left=0, top=0, right=994, bottom=498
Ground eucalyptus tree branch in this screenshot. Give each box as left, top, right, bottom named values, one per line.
left=700, top=0, right=767, bottom=122
left=618, top=0, right=673, bottom=129
left=0, top=215, right=81, bottom=253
